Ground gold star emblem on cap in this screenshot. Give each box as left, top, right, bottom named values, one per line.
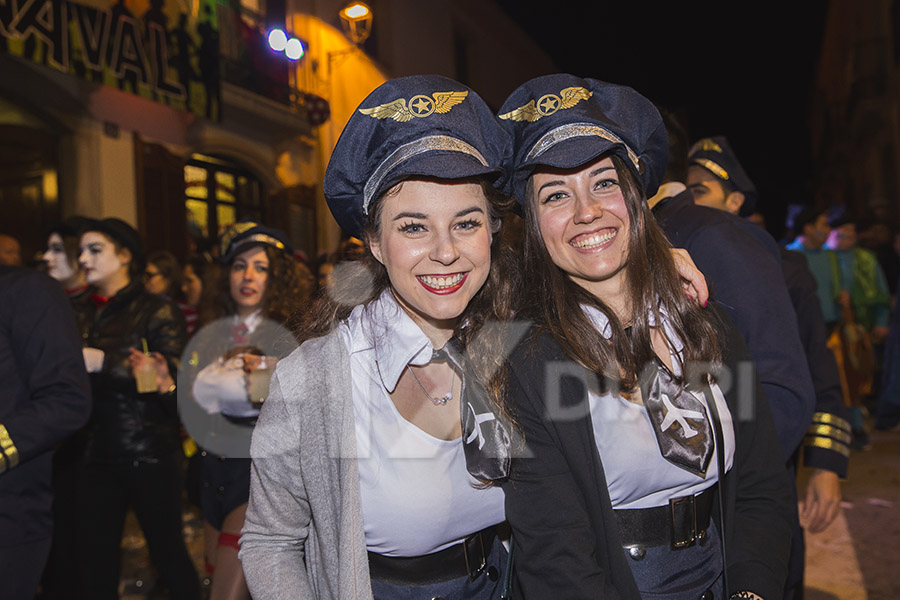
left=359, top=91, right=468, bottom=122
left=499, top=87, right=592, bottom=122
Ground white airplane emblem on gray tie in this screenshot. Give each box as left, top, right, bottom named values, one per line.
left=466, top=402, right=496, bottom=450
left=659, top=393, right=705, bottom=438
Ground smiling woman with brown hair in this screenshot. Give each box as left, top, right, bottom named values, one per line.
left=238, top=75, right=521, bottom=600
left=496, top=74, right=794, bottom=600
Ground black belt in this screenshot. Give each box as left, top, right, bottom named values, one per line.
left=222, top=414, right=258, bottom=427
left=367, top=526, right=495, bottom=586
left=614, top=484, right=717, bottom=550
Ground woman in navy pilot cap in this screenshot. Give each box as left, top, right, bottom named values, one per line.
left=238, top=74, right=520, bottom=600
left=496, top=74, right=794, bottom=599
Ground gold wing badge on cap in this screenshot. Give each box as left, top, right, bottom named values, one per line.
left=690, top=138, right=723, bottom=154
left=499, top=87, right=592, bottom=122
left=359, top=91, right=469, bottom=122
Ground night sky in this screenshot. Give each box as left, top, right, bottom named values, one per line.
left=495, top=2, right=830, bottom=237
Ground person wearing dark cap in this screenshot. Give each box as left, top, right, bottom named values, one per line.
left=686, top=136, right=758, bottom=217
left=238, top=74, right=520, bottom=600
left=238, top=75, right=708, bottom=600
left=72, top=217, right=201, bottom=598
left=496, top=74, right=793, bottom=600
left=684, top=137, right=850, bottom=598
left=184, top=221, right=309, bottom=600
left=651, top=116, right=817, bottom=465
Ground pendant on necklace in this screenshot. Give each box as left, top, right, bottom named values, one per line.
left=432, top=392, right=451, bottom=406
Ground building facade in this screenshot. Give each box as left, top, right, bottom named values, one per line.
left=812, top=0, right=900, bottom=223
left=0, top=0, right=554, bottom=265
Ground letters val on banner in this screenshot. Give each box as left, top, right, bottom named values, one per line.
left=0, top=0, right=221, bottom=120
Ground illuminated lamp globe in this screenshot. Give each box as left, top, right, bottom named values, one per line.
left=285, top=38, right=305, bottom=60
left=268, top=29, right=287, bottom=52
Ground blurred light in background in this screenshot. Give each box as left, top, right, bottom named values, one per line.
left=285, top=38, right=305, bottom=60
left=268, top=29, right=288, bottom=52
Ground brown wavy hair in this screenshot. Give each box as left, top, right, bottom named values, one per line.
left=521, top=153, right=722, bottom=391
left=199, top=245, right=313, bottom=329
left=295, top=176, right=521, bottom=433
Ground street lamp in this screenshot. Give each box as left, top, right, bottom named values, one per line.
left=338, top=2, right=373, bottom=45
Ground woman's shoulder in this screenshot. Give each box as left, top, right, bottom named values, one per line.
left=508, top=322, right=567, bottom=367
left=275, top=328, right=348, bottom=383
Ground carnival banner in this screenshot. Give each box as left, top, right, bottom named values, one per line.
left=0, top=0, right=221, bottom=119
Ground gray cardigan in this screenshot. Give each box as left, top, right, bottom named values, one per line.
left=240, top=329, right=374, bottom=600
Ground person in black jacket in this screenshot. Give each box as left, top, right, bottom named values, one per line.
left=0, top=266, right=91, bottom=600
left=74, top=218, right=201, bottom=599
left=496, top=75, right=793, bottom=599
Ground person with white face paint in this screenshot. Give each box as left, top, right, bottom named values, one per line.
left=72, top=217, right=201, bottom=599
left=38, top=216, right=96, bottom=600
left=42, top=218, right=90, bottom=296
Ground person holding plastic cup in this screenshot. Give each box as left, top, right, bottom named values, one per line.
left=73, top=217, right=200, bottom=598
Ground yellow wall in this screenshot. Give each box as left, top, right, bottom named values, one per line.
left=289, top=13, right=387, bottom=255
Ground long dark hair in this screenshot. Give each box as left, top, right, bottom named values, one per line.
left=295, top=176, right=521, bottom=421
left=199, top=245, right=313, bottom=328
left=522, top=153, right=722, bottom=391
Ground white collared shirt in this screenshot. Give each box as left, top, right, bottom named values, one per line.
left=341, top=289, right=505, bottom=556
left=192, top=310, right=266, bottom=418
left=582, top=304, right=735, bottom=509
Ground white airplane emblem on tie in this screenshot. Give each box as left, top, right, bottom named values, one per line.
left=659, top=393, right=705, bottom=438
left=465, top=402, right=496, bottom=450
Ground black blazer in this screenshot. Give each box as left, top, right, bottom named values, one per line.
left=501, top=306, right=793, bottom=599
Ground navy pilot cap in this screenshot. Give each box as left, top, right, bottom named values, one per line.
left=220, top=222, right=293, bottom=264
left=497, top=74, right=669, bottom=206
left=323, top=75, right=511, bottom=239
left=688, top=136, right=757, bottom=216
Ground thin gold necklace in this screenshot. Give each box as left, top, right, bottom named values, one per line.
left=406, top=364, right=454, bottom=406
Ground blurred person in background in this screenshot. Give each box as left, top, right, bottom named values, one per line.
left=0, top=234, right=22, bottom=266
left=144, top=250, right=184, bottom=300
left=73, top=218, right=200, bottom=599
left=182, top=253, right=216, bottom=338
left=42, top=218, right=90, bottom=298
left=38, top=216, right=96, bottom=599
left=187, top=222, right=309, bottom=600
left=825, top=212, right=891, bottom=450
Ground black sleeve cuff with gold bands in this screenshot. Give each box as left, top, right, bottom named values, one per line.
left=802, top=412, right=850, bottom=478
left=0, top=424, right=20, bottom=474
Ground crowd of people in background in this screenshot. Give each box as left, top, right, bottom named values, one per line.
left=2, top=72, right=900, bottom=600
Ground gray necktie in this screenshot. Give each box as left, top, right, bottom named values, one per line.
left=639, top=359, right=714, bottom=478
